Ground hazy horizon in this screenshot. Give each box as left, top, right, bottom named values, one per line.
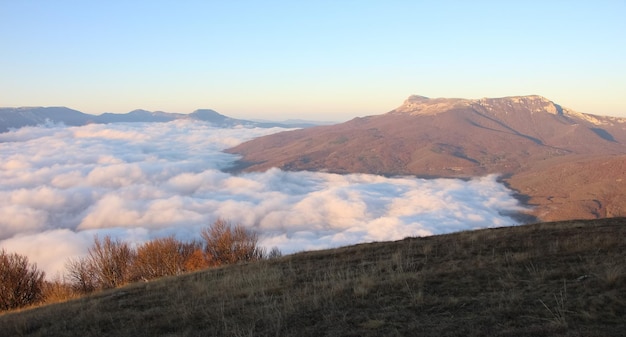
left=1, top=1, right=625, bottom=120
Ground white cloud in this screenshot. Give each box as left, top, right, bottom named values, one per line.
left=0, top=205, right=48, bottom=238
left=0, top=229, right=92, bottom=279
left=10, top=186, right=69, bottom=210
left=0, top=121, right=527, bottom=278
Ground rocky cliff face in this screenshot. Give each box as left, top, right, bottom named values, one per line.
left=393, top=95, right=566, bottom=116
left=227, top=95, right=626, bottom=221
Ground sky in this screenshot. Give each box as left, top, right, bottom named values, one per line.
left=0, top=121, right=525, bottom=277
left=1, top=1, right=625, bottom=120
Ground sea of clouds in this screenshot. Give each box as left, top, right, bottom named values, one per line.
left=0, top=120, right=527, bottom=277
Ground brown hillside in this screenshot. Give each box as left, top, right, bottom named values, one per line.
left=1, top=218, right=624, bottom=336
left=227, top=95, right=626, bottom=221
left=507, top=155, right=626, bottom=221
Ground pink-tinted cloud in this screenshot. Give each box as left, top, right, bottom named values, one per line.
left=0, top=121, right=527, bottom=277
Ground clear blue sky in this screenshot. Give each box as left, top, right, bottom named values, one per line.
left=1, top=1, right=625, bottom=120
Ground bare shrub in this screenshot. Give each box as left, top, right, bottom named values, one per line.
left=66, top=256, right=97, bottom=294
left=132, top=236, right=185, bottom=281
left=67, top=235, right=135, bottom=291
left=0, top=249, right=46, bottom=311
left=201, top=219, right=264, bottom=266
left=64, top=221, right=265, bottom=293
left=90, top=235, right=135, bottom=289
left=268, top=246, right=283, bottom=259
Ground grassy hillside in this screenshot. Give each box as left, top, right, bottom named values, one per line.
left=1, top=218, right=624, bottom=337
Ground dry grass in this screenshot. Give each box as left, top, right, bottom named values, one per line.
left=1, top=217, right=625, bottom=337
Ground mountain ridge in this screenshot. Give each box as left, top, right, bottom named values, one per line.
left=395, top=94, right=626, bottom=125
left=0, top=107, right=320, bottom=132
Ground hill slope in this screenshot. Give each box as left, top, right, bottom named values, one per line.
left=1, top=218, right=625, bottom=337
left=227, top=95, right=626, bottom=221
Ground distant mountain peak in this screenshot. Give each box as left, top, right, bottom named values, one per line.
left=192, top=109, right=219, bottom=114
left=188, top=109, right=229, bottom=123
left=127, top=109, right=155, bottom=115
left=190, top=109, right=223, bottom=117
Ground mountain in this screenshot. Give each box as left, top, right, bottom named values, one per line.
left=186, top=109, right=297, bottom=128
left=95, top=109, right=183, bottom=123
left=0, top=107, right=94, bottom=132
left=226, top=95, right=626, bottom=221
left=0, top=107, right=308, bottom=132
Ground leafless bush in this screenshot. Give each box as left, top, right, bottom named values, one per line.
left=93, top=235, right=135, bottom=288
left=268, top=246, right=283, bottom=259
left=65, top=221, right=266, bottom=294
left=67, top=236, right=135, bottom=291
left=132, top=236, right=185, bottom=281
left=66, top=256, right=97, bottom=293
left=90, top=235, right=135, bottom=288
left=0, top=249, right=45, bottom=311
left=201, top=219, right=264, bottom=266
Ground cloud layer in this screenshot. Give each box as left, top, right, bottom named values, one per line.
left=0, top=121, right=526, bottom=277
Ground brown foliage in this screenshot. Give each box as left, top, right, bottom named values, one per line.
left=42, top=277, right=77, bottom=304
left=0, top=249, right=45, bottom=311
left=180, top=242, right=208, bottom=272
left=130, top=237, right=209, bottom=280
left=67, top=236, right=212, bottom=292
left=132, top=236, right=184, bottom=281
left=201, top=218, right=264, bottom=266
left=62, top=220, right=268, bottom=296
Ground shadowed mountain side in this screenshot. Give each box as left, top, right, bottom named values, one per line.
left=226, top=95, right=626, bottom=221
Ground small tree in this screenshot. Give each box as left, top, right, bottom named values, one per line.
left=0, top=249, right=45, bottom=311
left=201, top=219, right=264, bottom=266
